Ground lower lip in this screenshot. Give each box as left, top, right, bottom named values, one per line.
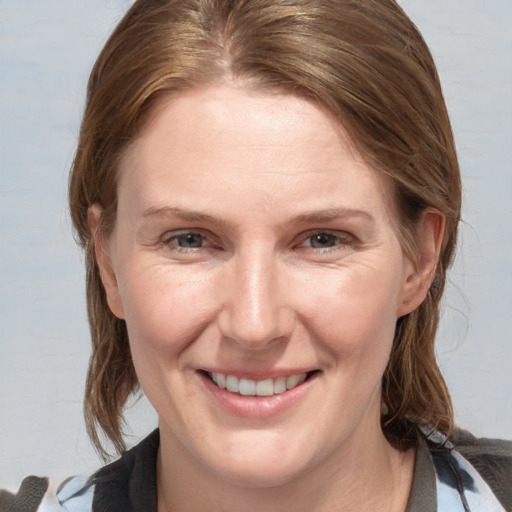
left=198, top=372, right=315, bottom=418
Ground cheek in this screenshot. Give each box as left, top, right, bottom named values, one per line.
left=293, top=259, right=403, bottom=360
left=116, top=266, right=219, bottom=412
left=117, top=264, right=216, bottom=356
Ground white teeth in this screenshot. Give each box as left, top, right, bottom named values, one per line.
left=216, top=373, right=226, bottom=389
left=226, top=375, right=239, bottom=393
left=256, top=378, right=274, bottom=396
left=286, top=373, right=306, bottom=389
left=238, top=378, right=256, bottom=396
left=273, top=376, right=287, bottom=394
left=208, top=372, right=308, bottom=396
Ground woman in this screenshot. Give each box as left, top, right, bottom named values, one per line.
left=1, top=0, right=510, bottom=510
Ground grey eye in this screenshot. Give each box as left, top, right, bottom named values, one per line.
left=175, top=233, right=204, bottom=248
left=309, top=233, right=339, bottom=248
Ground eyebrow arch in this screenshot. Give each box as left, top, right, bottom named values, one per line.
left=143, top=206, right=374, bottom=226
left=142, top=206, right=231, bottom=228
left=290, top=208, right=375, bottom=224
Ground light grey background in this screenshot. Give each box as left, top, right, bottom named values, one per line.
left=1, top=0, right=511, bottom=489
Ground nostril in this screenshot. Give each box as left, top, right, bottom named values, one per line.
left=216, top=303, right=295, bottom=350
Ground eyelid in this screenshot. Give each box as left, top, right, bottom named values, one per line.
left=157, top=228, right=357, bottom=255
left=160, top=229, right=212, bottom=249
left=299, top=229, right=356, bottom=247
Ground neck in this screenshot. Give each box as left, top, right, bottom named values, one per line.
left=156, top=420, right=415, bottom=512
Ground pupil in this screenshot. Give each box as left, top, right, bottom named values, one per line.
left=179, top=233, right=202, bottom=248
left=312, top=233, right=336, bottom=248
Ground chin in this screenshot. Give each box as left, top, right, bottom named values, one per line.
left=191, top=430, right=324, bottom=489
left=211, top=455, right=311, bottom=489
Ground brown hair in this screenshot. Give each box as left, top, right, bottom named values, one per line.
left=69, top=0, right=461, bottom=458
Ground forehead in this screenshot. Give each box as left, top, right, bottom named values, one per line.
left=129, top=84, right=356, bottom=161
left=117, top=84, right=397, bottom=225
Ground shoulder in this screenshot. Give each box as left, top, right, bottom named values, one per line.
left=451, top=429, right=512, bottom=511
left=410, top=426, right=512, bottom=512
left=0, top=475, right=94, bottom=512
left=91, top=428, right=159, bottom=511
left=0, top=430, right=159, bottom=512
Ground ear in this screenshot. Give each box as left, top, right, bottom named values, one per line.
left=88, top=205, right=125, bottom=319
left=397, top=209, right=445, bottom=317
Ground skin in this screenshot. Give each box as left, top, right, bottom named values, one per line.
left=92, top=84, right=443, bottom=511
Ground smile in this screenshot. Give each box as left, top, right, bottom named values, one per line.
left=208, top=372, right=308, bottom=397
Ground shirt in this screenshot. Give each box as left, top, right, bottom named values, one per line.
left=2, top=428, right=510, bottom=511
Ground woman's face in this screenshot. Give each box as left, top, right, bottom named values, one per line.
left=98, top=84, right=429, bottom=486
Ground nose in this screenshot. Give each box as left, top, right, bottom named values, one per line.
left=217, top=246, right=294, bottom=350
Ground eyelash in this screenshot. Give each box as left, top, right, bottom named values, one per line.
left=298, top=231, right=355, bottom=251
left=160, top=231, right=212, bottom=251
left=159, top=230, right=356, bottom=256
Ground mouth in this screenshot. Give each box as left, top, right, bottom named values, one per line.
left=204, top=370, right=317, bottom=397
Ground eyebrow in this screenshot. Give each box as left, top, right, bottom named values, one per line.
left=142, top=206, right=230, bottom=228
left=143, top=205, right=374, bottom=227
left=290, top=208, right=375, bottom=224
